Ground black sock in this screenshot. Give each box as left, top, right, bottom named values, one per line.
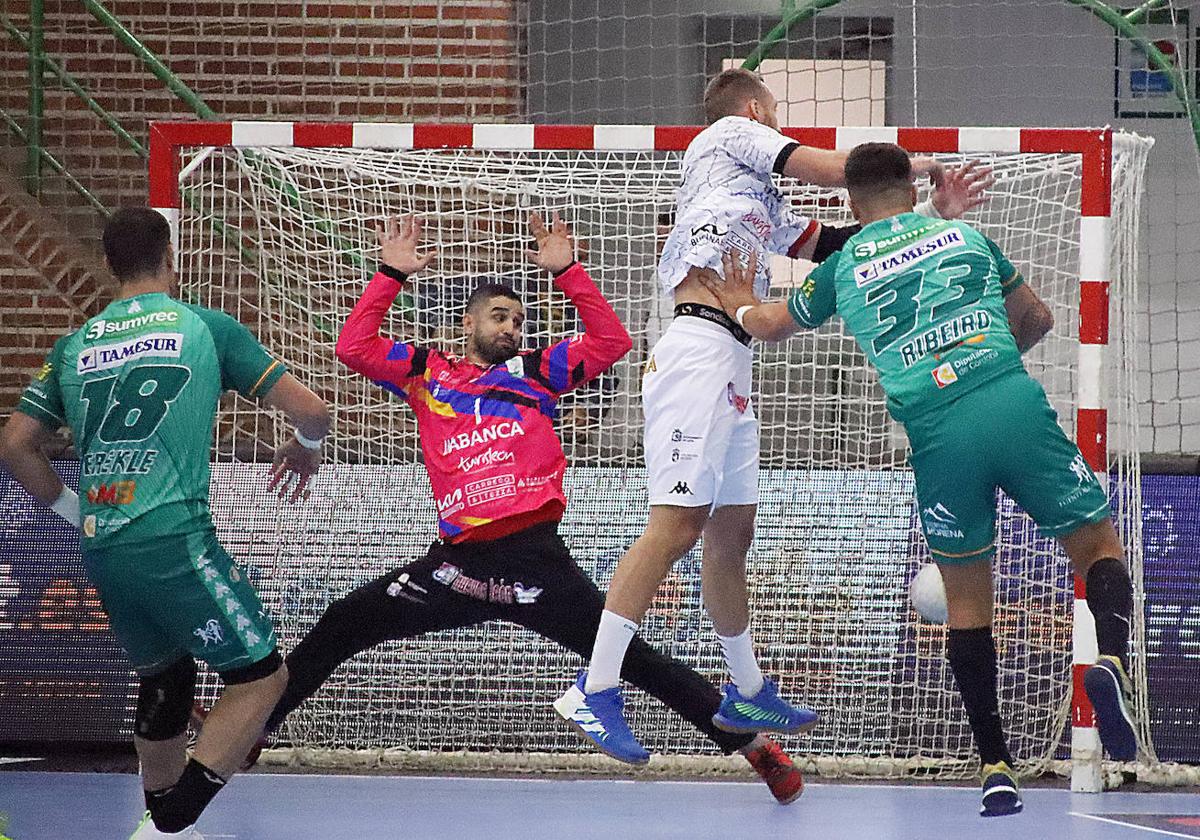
left=947, top=626, right=1013, bottom=768
left=147, top=757, right=226, bottom=833
left=1086, top=557, right=1132, bottom=669
left=145, top=785, right=168, bottom=812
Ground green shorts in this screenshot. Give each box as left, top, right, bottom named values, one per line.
left=82, top=529, right=277, bottom=675
left=905, top=371, right=1111, bottom=564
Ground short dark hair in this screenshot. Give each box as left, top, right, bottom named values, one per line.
left=465, top=281, right=522, bottom=314
left=703, top=68, right=770, bottom=124
left=102, top=207, right=172, bottom=281
left=844, top=142, right=914, bottom=204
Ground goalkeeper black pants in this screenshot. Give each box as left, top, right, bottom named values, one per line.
left=267, top=521, right=754, bottom=754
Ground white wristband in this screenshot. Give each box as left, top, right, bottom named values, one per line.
left=294, top=428, right=324, bottom=450
left=735, top=305, right=755, bottom=329
left=50, top=486, right=81, bottom=528
left=914, top=198, right=942, bottom=219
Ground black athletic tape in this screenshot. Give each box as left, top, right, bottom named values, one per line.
left=135, top=657, right=197, bottom=741
left=813, top=224, right=862, bottom=263
left=378, top=264, right=409, bottom=283
left=773, top=142, right=800, bottom=176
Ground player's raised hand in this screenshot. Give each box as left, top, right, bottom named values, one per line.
left=377, top=214, right=437, bottom=276
left=268, top=436, right=322, bottom=504
left=699, top=249, right=761, bottom=316
left=911, top=155, right=946, bottom=188
left=526, top=211, right=576, bottom=273
left=931, top=160, right=995, bottom=220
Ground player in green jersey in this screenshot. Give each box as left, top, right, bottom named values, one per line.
left=701, top=143, right=1136, bottom=818
left=0, top=208, right=330, bottom=839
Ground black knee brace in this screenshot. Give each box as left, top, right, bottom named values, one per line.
left=135, top=656, right=197, bottom=741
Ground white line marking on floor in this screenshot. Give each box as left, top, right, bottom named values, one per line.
left=1070, top=811, right=1200, bottom=838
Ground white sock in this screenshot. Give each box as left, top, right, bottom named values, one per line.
left=585, top=610, right=639, bottom=693
left=717, top=627, right=764, bottom=699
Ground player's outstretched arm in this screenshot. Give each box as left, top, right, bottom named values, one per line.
left=335, top=214, right=438, bottom=383
left=1004, top=283, right=1055, bottom=352
left=0, top=413, right=74, bottom=517
left=524, top=212, right=632, bottom=393
left=699, top=251, right=799, bottom=343
left=781, top=146, right=851, bottom=187
left=789, top=161, right=994, bottom=263
left=263, top=374, right=331, bottom=503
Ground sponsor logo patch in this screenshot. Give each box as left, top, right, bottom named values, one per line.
left=854, top=229, right=965, bottom=287
left=465, top=474, right=516, bottom=507
left=457, top=449, right=515, bottom=474
left=77, top=332, right=183, bottom=374
left=932, top=362, right=958, bottom=389
left=441, top=421, right=525, bottom=455
left=922, top=503, right=965, bottom=539
left=85, top=310, right=179, bottom=340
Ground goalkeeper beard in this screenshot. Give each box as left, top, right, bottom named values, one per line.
left=470, top=331, right=519, bottom=365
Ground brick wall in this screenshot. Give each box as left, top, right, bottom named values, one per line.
left=0, top=0, right=521, bottom=413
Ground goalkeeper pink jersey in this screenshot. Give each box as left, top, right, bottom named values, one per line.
left=336, top=262, right=632, bottom=542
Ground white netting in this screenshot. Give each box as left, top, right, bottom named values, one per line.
left=177, top=131, right=1151, bottom=780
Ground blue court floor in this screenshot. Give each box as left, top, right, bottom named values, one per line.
left=2, top=770, right=1199, bottom=840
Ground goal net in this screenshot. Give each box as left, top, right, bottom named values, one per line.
left=159, top=123, right=1152, bottom=780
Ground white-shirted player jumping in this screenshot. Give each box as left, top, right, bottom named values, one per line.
left=555, top=67, right=991, bottom=764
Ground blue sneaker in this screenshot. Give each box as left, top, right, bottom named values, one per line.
left=1083, top=655, right=1138, bottom=761
left=980, top=761, right=1023, bottom=817
left=553, top=671, right=650, bottom=765
left=712, top=679, right=819, bottom=735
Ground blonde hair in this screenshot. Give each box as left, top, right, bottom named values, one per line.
left=703, top=68, right=770, bottom=124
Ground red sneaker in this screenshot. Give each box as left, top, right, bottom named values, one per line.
left=189, top=703, right=267, bottom=771
left=746, top=738, right=804, bottom=804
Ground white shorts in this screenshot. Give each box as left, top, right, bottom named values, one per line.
left=643, top=316, right=758, bottom=509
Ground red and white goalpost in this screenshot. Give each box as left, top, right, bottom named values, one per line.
left=147, top=122, right=1152, bottom=787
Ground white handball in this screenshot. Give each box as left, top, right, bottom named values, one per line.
left=909, top=563, right=948, bottom=624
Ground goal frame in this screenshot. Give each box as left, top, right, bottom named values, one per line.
left=147, top=121, right=1116, bottom=791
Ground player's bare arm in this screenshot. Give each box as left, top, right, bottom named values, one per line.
left=0, top=412, right=69, bottom=509
left=699, top=251, right=798, bottom=343
left=264, top=374, right=332, bottom=503
left=1004, top=283, right=1055, bottom=352
left=780, top=146, right=852, bottom=187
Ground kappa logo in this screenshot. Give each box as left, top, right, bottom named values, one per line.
left=669, top=481, right=692, bottom=495
left=193, top=619, right=225, bottom=647
left=513, top=582, right=543, bottom=604
left=1069, top=454, right=1096, bottom=486
left=932, top=362, right=958, bottom=389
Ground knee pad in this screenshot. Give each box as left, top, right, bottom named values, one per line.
left=135, top=656, right=196, bottom=741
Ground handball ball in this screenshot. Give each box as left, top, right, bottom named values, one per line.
left=909, top=563, right=948, bottom=624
